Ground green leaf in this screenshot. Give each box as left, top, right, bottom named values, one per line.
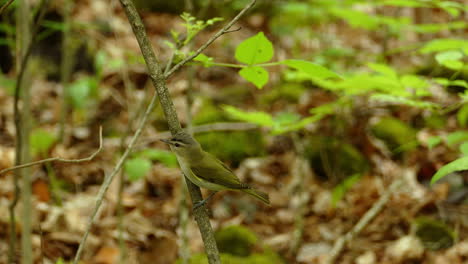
left=194, top=53, right=214, bottom=67
left=138, top=149, right=177, bottom=167
left=331, top=8, right=379, bottom=30
left=427, top=136, right=442, bottom=149
left=235, top=32, right=274, bottom=65
left=239, top=66, right=269, bottom=89
left=380, top=0, right=428, bottom=7
left=282, top=59, right=341, bottom=79
left=222, top=105, right=274, bottom=127
left=30, top=129, right=57, bottom=155
left=332, top=174, right=361, bottom=206
left=68, top=77, right=96, bottom=109
left=371, top=94, right=438, bottom=109
left=368, top=63, right=398, bottom=79
left=420, top=39, right=468, bottom=54
left=457, top=104, right=468, bottom=127
left=446, top=131, right=468, bottom=147
left=435, top=50, right=464, bottom=70
left=401, top=75, right=430, bottom=96
left=124, top=158, right=152, bottom=182
left=460, top=142, right=468, bottom=156
left=431, top=156, right=468, bottom=185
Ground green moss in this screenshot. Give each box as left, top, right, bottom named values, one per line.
left=414, top=217, right=455, bottom=250
left=303, top=135, right=369, bottom=181
left=176, top=252, right=283, bottom=264
left=196, top=131, right=265, bottom=166
left=215, top=225, right=258, bottom=256
left=371, top=117, right=418, bottom=154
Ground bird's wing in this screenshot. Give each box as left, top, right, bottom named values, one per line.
left=189, top=152, right=250, bottom=190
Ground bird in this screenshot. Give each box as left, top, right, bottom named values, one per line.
left=161, top=131, right=269, bottom=208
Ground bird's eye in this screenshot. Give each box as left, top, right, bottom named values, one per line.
left=174, top=143, right=180, bottom=147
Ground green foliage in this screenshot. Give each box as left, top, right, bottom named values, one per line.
left=123, top=149, right=177, bottom=182
left=435, top=78, right=468, bottom=89
left=68, top=77, right=97, bottom=109
left=235, top=32, right=274, bottom=65
left=282, top=59, right=341, bottom=80
left=223, top=105, right=274, bottom=127
left=234, top=32, right=275, bottom=89
left=180, top=13, right=223, bottom=46
left=196, top=131, right=265, bottom=166
left=124, top=157, right=152, bottom=182
left=138, top=149, right=178, bottom=167
left=331, top=173, right=361, bottom=206
left=419, top=38, right=468, bottom=54
left=215, top=225, right=258, bottom=256
left=427, top=136, right=442, bottom=149
left=457, top=104, right=468, bottom=127
left=194, top=53, right=214, bottom=67
left=166, top=13, right=223, bottom=60
left=371, top=117, right=418, bottom=154
left=414, top=217, right=455, bottom=250
left=30, top=129, right=57, bottom=156
left=435, top=50, right=465, bottom=70
left=222, top=105, right=329, bottom=135
left=431, top=156, right=468, bottom=185
left=239, top=66, right=269, bottom=89
left=446, top=131, right=468, bottom=147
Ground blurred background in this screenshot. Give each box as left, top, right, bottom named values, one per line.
left=0, top=0, right=467, bottom=263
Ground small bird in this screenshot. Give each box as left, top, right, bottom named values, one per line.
left=161, top=131, right=269, bottom=208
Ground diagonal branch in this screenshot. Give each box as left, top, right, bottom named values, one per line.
left=164, top=0, right=256, bottom=79
left=0, top=0, right=15, bottom=15
left=73, top=92, right=158, bottom=264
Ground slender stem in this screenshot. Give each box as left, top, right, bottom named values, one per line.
left=0, top=0, right=15, bottom=14
left=164, top=0, right=256, bottom=78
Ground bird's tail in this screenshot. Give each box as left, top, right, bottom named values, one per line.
left=243, top=188, right=270, bottom=205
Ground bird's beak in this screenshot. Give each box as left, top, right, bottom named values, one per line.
left=160, top=138, right=172, bottom=145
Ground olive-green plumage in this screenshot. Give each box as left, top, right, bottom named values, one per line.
left=161, top=131, right=269, bottom=204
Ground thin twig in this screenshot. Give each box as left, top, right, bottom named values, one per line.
left=326, top=178, right=405, bottom=264
left=73, top=93, right=158, bottom=264
left=0, top=0, right=15, bottom=14
left=0, top=127, right=103, bottom=176
left=164, top=0, right=256, bottom=78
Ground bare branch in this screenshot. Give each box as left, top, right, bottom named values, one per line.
left=0, top=127, right=103, bottom=176
left=164, top=0, right=256, bottom=78
left=0, top=0, right=15, bottom=15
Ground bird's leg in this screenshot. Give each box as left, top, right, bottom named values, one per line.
left=193, top=191, right=218, bottom=210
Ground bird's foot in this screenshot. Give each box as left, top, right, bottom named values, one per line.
left=193, top=199, right=207, bottom=210
left=193, top=191, right=218, bottom=210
